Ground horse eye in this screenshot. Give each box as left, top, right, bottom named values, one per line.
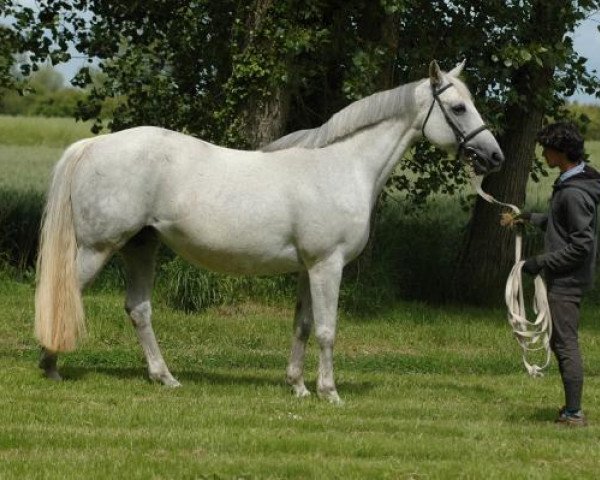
left=452, top=103, right=467, bottom=114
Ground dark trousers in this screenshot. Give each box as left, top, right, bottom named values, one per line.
left=548, top=292, right=584, bottom=410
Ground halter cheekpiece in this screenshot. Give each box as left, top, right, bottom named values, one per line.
left=421, top=82, right=490, bottom=160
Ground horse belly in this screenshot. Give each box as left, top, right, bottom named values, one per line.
left=156, top=221, right=303, bottom=275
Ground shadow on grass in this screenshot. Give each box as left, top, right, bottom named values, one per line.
left=25, top=349, right=529, bottom=387
left=503, top=406, right=558, bottom=425
left=57, top=365, right=376, bottom=394
left=417, top=379, right=499, bottom=400
left=530, top=406, right=560, bottom=423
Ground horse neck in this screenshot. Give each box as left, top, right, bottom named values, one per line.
left=333, top=117, right=418, bottom=206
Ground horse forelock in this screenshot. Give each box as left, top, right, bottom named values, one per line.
left=263, top=81, right=419, bottom=151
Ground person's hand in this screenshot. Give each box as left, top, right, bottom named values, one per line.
left=500, top=212, right=531, bottom=228
left=522, top=257, right=542, bottom=276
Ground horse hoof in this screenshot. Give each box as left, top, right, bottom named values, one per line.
left=150, top=373, right=181, bottom=388
left=318, top=389, right=343, bottom=405
left=292, top=385, right=311, bottom=398
left=164, top=378, right=182, bottom=388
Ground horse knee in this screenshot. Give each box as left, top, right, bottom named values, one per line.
left=294, top=320, right=311, bottom=341
left=315, top=327, right=335, bottom=347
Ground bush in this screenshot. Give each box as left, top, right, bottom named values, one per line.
left=0, top=88, right=86, bottom=118
left=0, top=188, right=44, bottom=274
left=567, top=103, right=600, bottom=141
left=160, top=256, right=296, bottom=312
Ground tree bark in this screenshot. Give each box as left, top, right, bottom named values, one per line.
left=453, top=97, right=545, bottom=304
left=239, top=85, right=291, bottom=149
left=453, top=0, right=565, bottom=305
left=231, top=0, right=291, bottom=149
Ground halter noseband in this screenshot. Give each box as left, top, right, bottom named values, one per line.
left=421, top=82, right=489, bottom=160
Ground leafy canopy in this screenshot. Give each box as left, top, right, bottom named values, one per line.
left=2, top=0, right=599, bottom=202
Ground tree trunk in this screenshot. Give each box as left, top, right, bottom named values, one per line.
left=453, top=100, right=544, bottom=304
left=228, top=0, right=291, bottom=149
left=239, top=85, right=290, bottom=149
left=453, top=0, right=565, bottom=305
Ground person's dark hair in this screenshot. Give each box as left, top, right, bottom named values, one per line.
left=536, top=122, right=585, bottom=163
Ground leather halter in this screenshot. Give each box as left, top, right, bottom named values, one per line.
left=421, top=82, right=489, bottom=160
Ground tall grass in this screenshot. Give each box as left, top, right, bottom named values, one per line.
left=0, top=115, right=94, bottom=148
left=0, top=145, right=62, bottom=191
left=0, top=189, right=44, bottom=275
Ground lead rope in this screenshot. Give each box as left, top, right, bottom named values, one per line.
left=470, top=173, right=553, bottom=377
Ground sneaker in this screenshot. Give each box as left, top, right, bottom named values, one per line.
left=556, top=406, right=587, bottom=427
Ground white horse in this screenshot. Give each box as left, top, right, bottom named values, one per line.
left=36, top=60, right=503, bottom=403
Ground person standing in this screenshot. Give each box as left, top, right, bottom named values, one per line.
left=502, top=122, right=600, bottom=426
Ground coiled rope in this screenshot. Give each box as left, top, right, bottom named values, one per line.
left=470, top=173, right=553, bottom=377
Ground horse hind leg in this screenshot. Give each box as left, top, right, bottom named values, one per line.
left=39, top=350, right=61, bottom=380
left=39, top=246, right=112, bottom=380
left=121, top=228, right=180, bottom=387
left=286, top=271, right=313, bottom=398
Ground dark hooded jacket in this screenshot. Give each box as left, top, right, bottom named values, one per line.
left=530, top=164, right=600, bottom=295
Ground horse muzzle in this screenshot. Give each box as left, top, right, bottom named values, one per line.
left=463, top=146, right=504, bottom=175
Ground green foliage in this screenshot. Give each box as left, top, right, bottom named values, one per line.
left=0, top=87, right=86, bottom=117
left=0, top=65, right=83, bottom=117
left=567, top=103, right=600, bottom=141
left=0, top=188, right=43, bottom=274
left=3, top=1, right=599, bottom=202
left=0, top=0, right=20, bottom=90
left=0, top=65, right=115, bottom=119
left=0, top=24, right=18, bottom=90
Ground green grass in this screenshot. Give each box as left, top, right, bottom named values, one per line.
left=1, top=277, right=600, bottom=478
left=0, top=116, right=93, bottom=192
left=0, top=115, right=94, bottom=148
left=0, top=144, right=62, bottom=192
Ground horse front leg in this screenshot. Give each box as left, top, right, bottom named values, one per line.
left=286, top=271, right=313, bottom=398
left=307, top=255, right=343, bottom=404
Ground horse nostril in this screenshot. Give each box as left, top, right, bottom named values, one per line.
left=492, top=151, right=504, bottom=166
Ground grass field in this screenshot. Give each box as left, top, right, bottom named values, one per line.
left=2, top=116, right=600, bottom=478
left=1, top=277, right=600, bottom=479
left=0, top=115, right=94, bottom=148
left=0, top=115, right=93, bottom=192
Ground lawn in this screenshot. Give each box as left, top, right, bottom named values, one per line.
left=1, top=276, right=600, bottom=479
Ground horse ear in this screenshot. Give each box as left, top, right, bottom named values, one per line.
left=448, top=59, right=466, bottom=77
left=429, top=60, right=443, bottom=87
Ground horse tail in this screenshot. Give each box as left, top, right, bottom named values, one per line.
left=35, top=138, right=94, bottom=352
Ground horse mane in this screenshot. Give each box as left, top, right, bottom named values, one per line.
left=262, top=81, right=419, bottom=152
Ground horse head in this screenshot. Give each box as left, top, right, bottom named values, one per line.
left=419, top=60, right=504, bottom=176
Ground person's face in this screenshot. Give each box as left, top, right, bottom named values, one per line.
left=542, top=146, right=567, bottom=169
